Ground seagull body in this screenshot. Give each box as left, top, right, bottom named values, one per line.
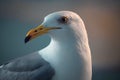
left=0, top=11, right=92, bottom=80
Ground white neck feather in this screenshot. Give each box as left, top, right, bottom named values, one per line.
left=39, top=22, right=92, bottom=80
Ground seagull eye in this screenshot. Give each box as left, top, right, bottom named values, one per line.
left=59, top=16, right=68, bottom=24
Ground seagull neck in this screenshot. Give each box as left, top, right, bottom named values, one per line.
left=39, top=24, right=92, bottom=80
left=49, top=27, right=89, bottom=52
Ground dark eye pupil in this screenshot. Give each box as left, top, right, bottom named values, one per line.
left=59, top=16, right=68, bottom=23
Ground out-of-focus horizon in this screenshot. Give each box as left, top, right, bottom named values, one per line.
left=0, top=0, right=120, bottom=80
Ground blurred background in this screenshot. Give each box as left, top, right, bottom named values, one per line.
left=0, top=0, right=120, bottom=80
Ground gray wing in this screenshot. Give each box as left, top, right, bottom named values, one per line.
left=0, top=52, right=55, bottom=80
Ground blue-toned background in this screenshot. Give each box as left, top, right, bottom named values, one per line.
left=0, top=0, right=120, bottom=80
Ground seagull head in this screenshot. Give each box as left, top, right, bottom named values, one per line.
left=25, top=11, right=83, bottom=43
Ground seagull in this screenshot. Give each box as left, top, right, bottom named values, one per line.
left=0, top=11, right=92, bottom=80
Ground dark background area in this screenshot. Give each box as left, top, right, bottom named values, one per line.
left=0, top=0, right=120, bottom=80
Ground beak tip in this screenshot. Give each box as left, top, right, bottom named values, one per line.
left=24, top=35, right=31, bottom=43
left=24, top=39, right=28, bottom=43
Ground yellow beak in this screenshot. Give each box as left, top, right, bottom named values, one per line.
left=25, top=25, right=61, bottom=43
